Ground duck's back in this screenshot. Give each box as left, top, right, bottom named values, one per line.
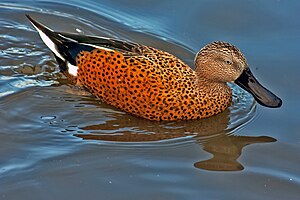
left=76, top=46, right=207, bottom=120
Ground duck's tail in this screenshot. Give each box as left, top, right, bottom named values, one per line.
left=26, top=15, right=94, bottom=76
left=26, top=15, right=144, bottom=77
left=26, top=15, right=63, bottom=59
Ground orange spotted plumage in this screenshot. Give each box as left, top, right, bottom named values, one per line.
left=75, top=47, right=230, bottom=120
left=27, top=15, right=282, bottom=121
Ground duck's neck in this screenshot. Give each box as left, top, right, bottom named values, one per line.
left=196, top=77, right=232, bottom=113
left=196, top=77, right=230, bottom=94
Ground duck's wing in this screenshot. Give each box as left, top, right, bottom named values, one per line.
left=59, top=32, right=143, bottom=53
left=26, top=15, right=146, bottom=75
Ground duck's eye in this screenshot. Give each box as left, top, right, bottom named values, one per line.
left=225, top=60, right=233, bottom=65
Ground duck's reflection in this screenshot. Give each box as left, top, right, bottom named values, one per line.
left=194, top=134, right=276, bottom=171
left=74, top=108, right=276, bottom=171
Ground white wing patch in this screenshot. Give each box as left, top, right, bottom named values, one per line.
left=30, top=23, right=65, bottom=61
left=67, top=62, right=78, bottom=76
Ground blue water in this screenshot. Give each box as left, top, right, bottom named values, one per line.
left=0, top=1, right=299, bottom=199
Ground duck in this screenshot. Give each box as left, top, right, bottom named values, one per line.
left=26, top=15, right=282, bottom=121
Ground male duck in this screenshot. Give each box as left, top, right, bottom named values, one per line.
left=26, top=15, right=282, bottom=121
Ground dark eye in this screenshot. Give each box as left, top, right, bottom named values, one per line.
left=225, top=60, right=233, bottom=65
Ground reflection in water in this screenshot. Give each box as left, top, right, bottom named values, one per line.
left=74, top=109, right=276, bottom=171
left=194, top=135, right=276, bottom=171
left=75, top=109, right=230, bottom=142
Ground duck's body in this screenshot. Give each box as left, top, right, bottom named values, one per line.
left=26, top=15, right=282, bottom=121
left=76, top=47, right=231, bottom=120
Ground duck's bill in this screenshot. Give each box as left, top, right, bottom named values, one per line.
left=235, top=68, right=282, bottom=108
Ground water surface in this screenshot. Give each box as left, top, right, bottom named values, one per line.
left=0, top=1, right=299, bottom=200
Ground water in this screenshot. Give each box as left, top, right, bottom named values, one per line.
left=0, top=1, right=299, bottom=199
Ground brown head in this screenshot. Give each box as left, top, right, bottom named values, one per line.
left=195, top=41, right=247, bottom=83
left=195, top=41, right=282, bottom=108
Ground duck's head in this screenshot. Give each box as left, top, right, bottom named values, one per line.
left=195, top=41, right=282, bottom=108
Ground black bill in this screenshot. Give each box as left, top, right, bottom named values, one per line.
left=235, top=68, right=282, bottom=108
